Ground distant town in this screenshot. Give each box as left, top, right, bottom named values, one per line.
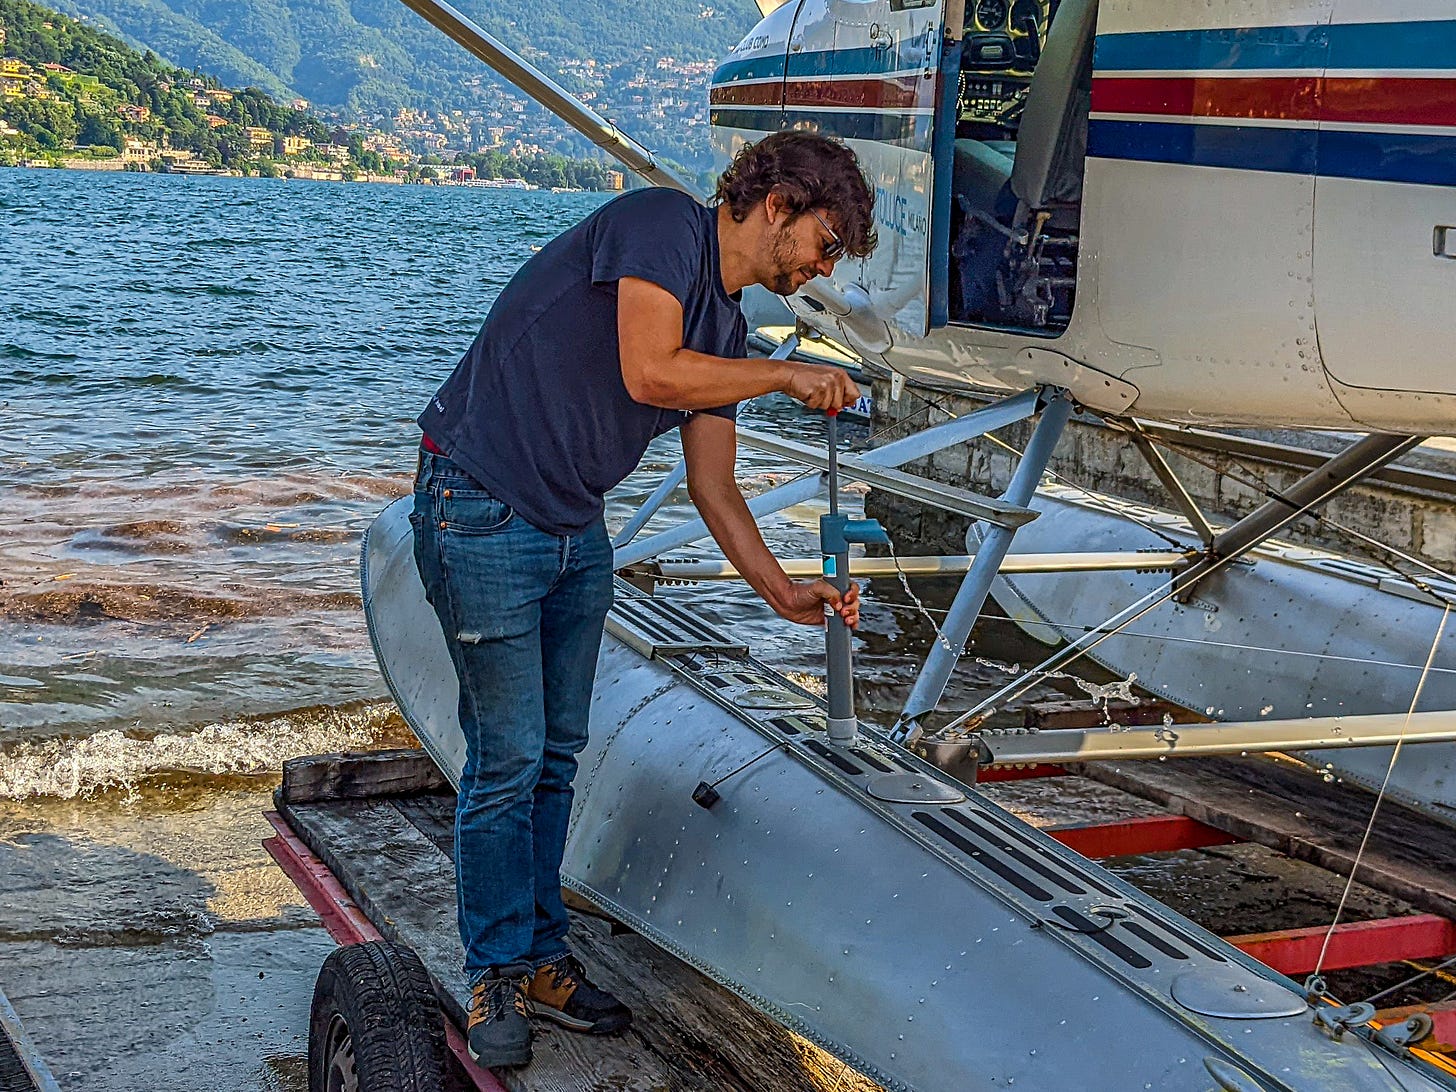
left=0, top=2, right=712, bottom=189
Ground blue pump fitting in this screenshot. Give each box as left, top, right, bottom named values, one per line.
left=820, top=514, right=890, bottom=556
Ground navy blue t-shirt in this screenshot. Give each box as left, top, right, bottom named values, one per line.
left=418, top=188, right=747, bottom=535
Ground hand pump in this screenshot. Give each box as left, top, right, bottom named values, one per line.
left=820, top=410, right=888, bottom=744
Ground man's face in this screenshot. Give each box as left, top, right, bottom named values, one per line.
left=764, top=207, right=841, bottom=296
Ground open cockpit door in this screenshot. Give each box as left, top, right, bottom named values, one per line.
left=942, top=0, right=1097, bottom=334
left=777, top=0, right=957, bottom=343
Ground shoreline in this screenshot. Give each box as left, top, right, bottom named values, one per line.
left=1, top=160, right=613, bottom=190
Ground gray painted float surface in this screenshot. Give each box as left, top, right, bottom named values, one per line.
left=363, top=497, right=1452, bottom=1091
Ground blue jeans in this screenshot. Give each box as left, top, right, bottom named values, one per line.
left=410, top=450, right=614, bottom=981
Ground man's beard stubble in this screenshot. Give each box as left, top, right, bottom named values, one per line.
left=766, top=227, right=801, bottom=296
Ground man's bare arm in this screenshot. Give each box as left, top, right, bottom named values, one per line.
left=681, top=413, right=859, bottom=628
left=618, top=277, right=859, bottom=412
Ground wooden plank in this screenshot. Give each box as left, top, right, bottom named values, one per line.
left=280, top=748, right=449, bottom=804
left=1226, top=914, right=1456, bottom=975
left=1073, top=756, right=1456, bottom=921
left=279, top=795, right=881, bottom=1092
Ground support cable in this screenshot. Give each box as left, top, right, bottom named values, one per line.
left=1314, top=603, right=1452, bottom=979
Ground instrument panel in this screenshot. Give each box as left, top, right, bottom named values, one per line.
left=958, top=0, right=1051, bottom=132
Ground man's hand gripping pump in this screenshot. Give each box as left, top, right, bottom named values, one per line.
left=693, top=411, right=887, bottom=809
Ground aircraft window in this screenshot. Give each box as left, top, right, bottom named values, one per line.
left=889, top=0, right=937, bottom=9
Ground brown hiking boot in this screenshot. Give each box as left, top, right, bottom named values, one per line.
left=467, top=963, right=532, bottom=1068
left=527, top=953, right=632, bottom=1034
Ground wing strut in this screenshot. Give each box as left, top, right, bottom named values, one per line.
left=395, top=0, right=702, bottom=198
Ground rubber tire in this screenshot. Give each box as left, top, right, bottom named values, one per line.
left=308, top=941, right=449, bottom=1092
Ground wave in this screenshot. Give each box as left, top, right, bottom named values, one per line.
left=10, top=470, right=412, bottom=506
left=1, top=345, right=80, bottom=363
left=0, top=700, right=414, bottom=800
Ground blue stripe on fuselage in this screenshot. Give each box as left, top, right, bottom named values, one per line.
left=1089, top=119, right=1456, bottom=186
left=714, top=44, right=931, bottom=86
left=710, top=105, right=933, bottom=149
left=1095, top=20, right=1456, bottom=73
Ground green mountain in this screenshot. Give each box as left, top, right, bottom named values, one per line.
left=52, top=0, right=758, bottom=162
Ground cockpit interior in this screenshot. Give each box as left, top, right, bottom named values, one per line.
left=947, top=0, right=1095, bottom=333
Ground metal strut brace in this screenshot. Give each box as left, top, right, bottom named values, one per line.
left=614, top=386, right=1048, bottom=569
left=1174, top=433, right=1425, bottom=599
left=892, top=388, right=1074, bottom=743
left=937, top=432, right=1429, bottom=739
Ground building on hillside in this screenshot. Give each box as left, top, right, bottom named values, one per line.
left=450, top=166, right=475, bottom=183
left=204, top=88, right=233, bottom=104
left=0, top=58, right=29, bottom=97
left=290, top=98, right=309, bottom=111
left=244, top=127, right=273, bottom=152
left=204, top=114, right=227, bottom=129
left=117, top=103, right=150, bottom=123
left=315, top=142, right=351, bottom=164
left=605, top=170, right=624, bottom=191
left=278, top=135, right=312, bottom=157
left=121, top=138, right=159, bottom=164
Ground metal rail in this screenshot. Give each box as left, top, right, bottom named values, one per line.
left=978, top=710, right=1456, bottom=765
left=736, top=428, right=1038, bottom=528
left=630, top=551, right=1189, bottom=582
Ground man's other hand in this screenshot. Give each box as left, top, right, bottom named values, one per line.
left=774, top=579, right=860, bottom=628
left=783, top=363, right=861, bottom=412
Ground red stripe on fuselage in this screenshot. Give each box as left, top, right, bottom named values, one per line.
left=711, top=75, right=934, bottom=112
left=709, top=81, right=780, bottom=107
left=1092, top=75, right=1456, bottom=128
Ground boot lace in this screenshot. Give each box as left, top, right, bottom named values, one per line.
left=472, top=973, right=528, bottom=1026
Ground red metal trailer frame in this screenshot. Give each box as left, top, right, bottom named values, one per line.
left=263, top=811, right=508, bottom=1092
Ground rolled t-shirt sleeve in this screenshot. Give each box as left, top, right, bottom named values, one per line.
left=589, top=190, right=701, bottom=305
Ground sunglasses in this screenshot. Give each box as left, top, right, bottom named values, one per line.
left=808, top=208, right=845, bottom=262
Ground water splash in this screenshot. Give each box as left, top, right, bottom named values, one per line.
left=0, top=701, right=410, bottom=801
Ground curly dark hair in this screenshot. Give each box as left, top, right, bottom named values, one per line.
left=713, top=131, right=877, bottom=259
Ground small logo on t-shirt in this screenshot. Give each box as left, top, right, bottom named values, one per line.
left=433, top=396, right=446, bottom=413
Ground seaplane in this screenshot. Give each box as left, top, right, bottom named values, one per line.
left=352, top=0, right=1456, bottom=1087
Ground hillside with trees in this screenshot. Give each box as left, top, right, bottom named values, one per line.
left=52, top=0, right=756, bottom=166
left=0, top=0, right=323, bottom=166
left=0, top=0, right=613, bottom=187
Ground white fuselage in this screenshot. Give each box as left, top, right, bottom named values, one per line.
left=711, top=0, right=1456, bottom=433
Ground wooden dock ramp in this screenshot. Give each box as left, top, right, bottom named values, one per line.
left=274, top=749, right=882, bottom=1092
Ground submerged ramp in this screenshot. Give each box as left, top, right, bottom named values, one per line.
left=364, top=497, right=1451, bottom=1092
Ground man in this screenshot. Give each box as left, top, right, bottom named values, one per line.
left=412, top=130, right=877, bottom=1069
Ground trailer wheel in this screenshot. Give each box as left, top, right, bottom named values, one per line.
left=309, top=941, right=449, bottom=1092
